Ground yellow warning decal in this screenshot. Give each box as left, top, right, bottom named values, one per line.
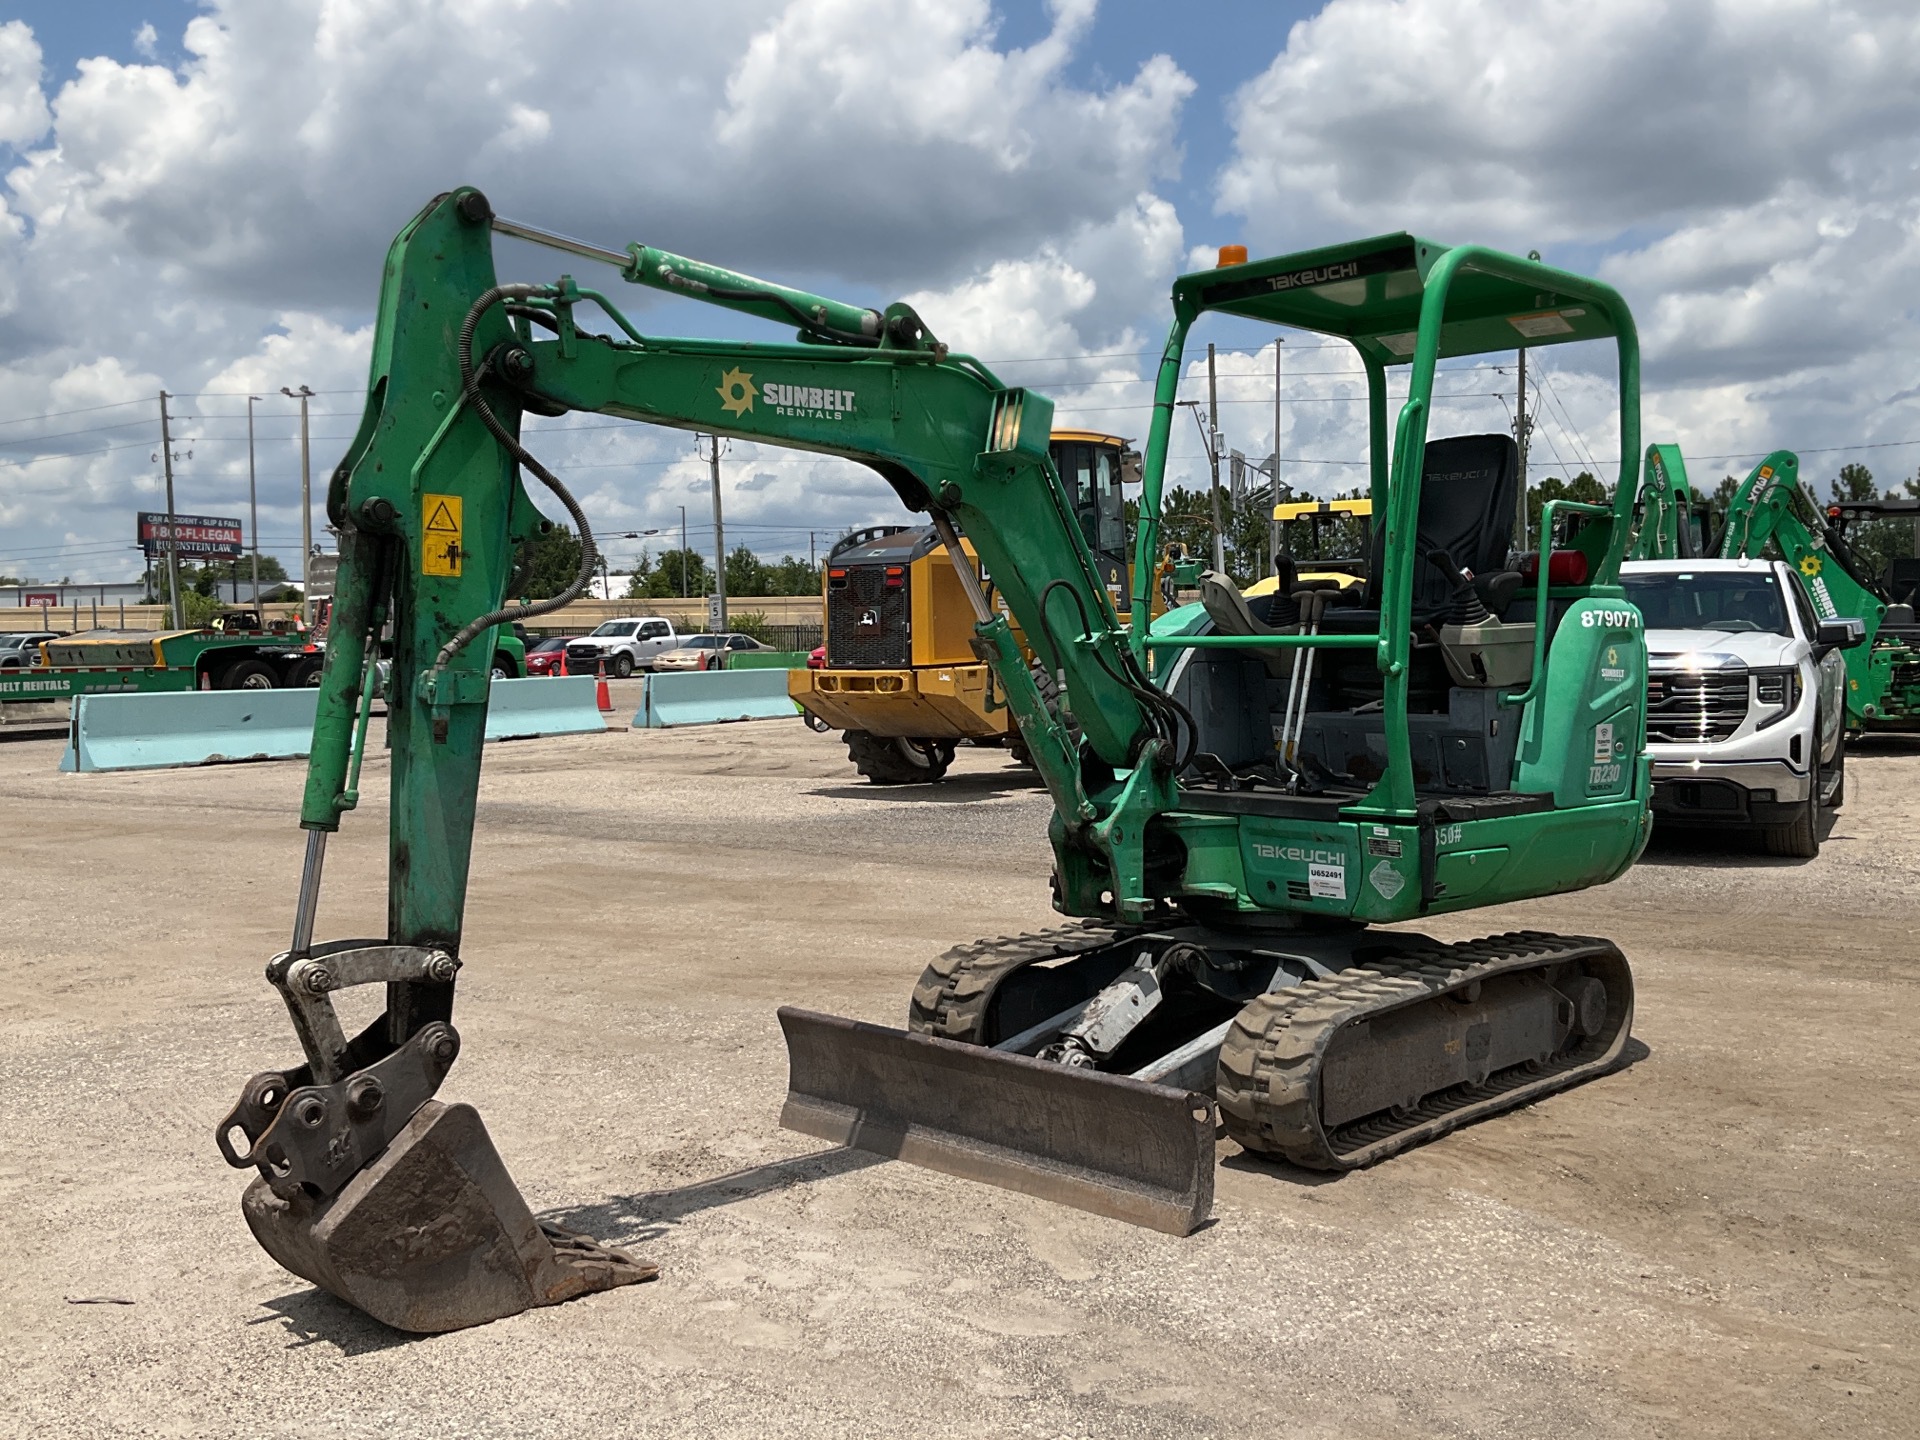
left=422, top=493, right=462, bottom=577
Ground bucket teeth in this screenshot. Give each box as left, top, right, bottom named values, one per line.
left=242, top=1100, right=654, bottom=1333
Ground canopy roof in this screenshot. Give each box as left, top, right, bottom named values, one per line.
left=1177, top=233, right=1626, bottom=367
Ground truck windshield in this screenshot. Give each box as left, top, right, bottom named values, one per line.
left=590, top=622, right=638, bottom=637
left=1621, top=572, right=1791, bottom=635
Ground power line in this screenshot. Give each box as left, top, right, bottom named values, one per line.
left=0, top=398, right=154, bottom=427
left=0, top=440, right=155, bottom=470
left=0, top=417, right=162, bottom=447
left=1535, top=369, right=1602, bottom=475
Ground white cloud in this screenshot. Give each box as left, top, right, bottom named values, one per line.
left=132, top=24, right=159, bottom=61
left=0, top=21, right=49, bottom=149
left=1214, top=0, right=1920, bottom=494
left=0, top=2, right=1195, bottom=581
left=1220, top=0, right=1920, bottom=250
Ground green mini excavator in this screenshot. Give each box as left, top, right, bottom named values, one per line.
left=216, top=191, right=1651, bottom=1333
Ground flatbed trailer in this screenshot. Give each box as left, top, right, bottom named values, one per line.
left=0, top=622, right=322, bottom=704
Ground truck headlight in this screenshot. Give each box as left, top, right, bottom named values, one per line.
left=1753, top=667, right=1800, bottom=729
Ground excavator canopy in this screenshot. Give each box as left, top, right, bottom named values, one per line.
left=1180, top=232, right=1629, bottom=366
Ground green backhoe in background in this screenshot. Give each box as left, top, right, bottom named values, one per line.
left=1635, top=442, right=1920, bottom=730
left=215, top=191, right=1651, bottom=1333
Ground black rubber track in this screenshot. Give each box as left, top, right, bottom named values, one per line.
left=1216, top=930, right=1634, bottom=1171
left=907, top=922, right=1132, bottom=1041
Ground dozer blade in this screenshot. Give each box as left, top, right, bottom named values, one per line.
left=778, top=1007, right=1215, bottom=1236
left=242, top=1099, right=654, bottom=1333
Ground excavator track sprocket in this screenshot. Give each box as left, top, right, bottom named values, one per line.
left=1216, top=930, right=1633, bottom=1171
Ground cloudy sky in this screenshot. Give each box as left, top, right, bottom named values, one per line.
left=3, top=0, right=1918, bottom=585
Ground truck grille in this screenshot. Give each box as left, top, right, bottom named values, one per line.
left=827, top=566, right=910, bottom=667
left=1646, top=670, right=1748, bottom=743
left=565, top=644, right=607, bottom=672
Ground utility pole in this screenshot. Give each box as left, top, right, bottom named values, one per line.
left=678, top=505, right=688, bottom=597
left=1514, top=349, right=1532, bottom=551
left=158, top=390, right=183, bottom=628
left=246, top=395, right=262, bottom=607
left=1206, top=343, right=1225, bottom=572
left=1272, top=338, right=1285, bottom=578
left=283, top=385, right=314, bottom=626
left=703, top=434, right=727, bottom=630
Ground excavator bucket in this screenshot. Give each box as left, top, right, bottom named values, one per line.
left=241, top=1100, right=654, bottom=1333
left=777, top=1008, right=1216, bottom=1235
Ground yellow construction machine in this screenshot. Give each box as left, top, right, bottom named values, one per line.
left=791, top=430, right=1138, bottom=781
left=1246, top=495, right=1372, bottom=597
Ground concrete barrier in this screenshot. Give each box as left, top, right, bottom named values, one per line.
left=638, top=668, right=802, bottom=727
left=63, top=687, right=318, bottom=772
left=724, top=650, right=810, bottom=671
left=482, top=676, right=606, bottom=741
left=63, top=675, right=606, bottom=772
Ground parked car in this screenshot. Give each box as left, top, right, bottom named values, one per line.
left=564, top=617, right=683, bottom=677
left=652, top=633, right=774, bottom=672
left=1620, top=558, right=1864, bottom=857
left=807, top=645, right=825, bottom=670
left=0, top=631, right=64, bottom=669
left=524, top=636, right=577, bottom=676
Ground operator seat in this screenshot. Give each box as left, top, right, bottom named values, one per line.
left=1319, top=433, right=1521, bottom=705
left=1198, top=561, right=1300, bottom=678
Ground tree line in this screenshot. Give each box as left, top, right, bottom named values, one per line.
left=518, top=525, right=825, bottom=601
left=1128, top=461, right=1920, bottom=592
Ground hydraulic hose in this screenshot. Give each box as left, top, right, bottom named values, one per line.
left=430, top=284, right=599, bottom=677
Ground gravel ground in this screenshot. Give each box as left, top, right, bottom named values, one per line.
left=0, top=717, right=1914, bottom=1438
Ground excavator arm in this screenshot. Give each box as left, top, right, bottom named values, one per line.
left=1631, top=443, right=1704, bottom=559
left=214, top=189, right=1179, bottom=1329
left=1709, top=448, right=1886, bottom=725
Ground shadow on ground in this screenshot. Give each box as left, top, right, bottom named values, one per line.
left=808, top=769, right=1044, bottom=803
left=249, top=1146, right=887, bottom=1351
left=541, top=1145, right=887, bottom=1249
left=251, top=1289, right=423, bottom=1356
left=1636, top=813, right=1839, bottom=867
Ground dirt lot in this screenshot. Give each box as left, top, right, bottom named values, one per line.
left=0, top=717, right=1915, bottom=1438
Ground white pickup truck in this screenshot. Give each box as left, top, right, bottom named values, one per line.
left=564, top=617, right=683, bottom=677
left=1620, top=558, right=1864, bottom=857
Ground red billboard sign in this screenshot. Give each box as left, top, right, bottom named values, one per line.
left=23, top=591, right=58, bottom=607
left=138, top=512, right=245, bottom=558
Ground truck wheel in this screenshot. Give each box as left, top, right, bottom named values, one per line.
left=221, top=659, right=278, bottom=691
left=612, top=653, right=634, bottom=679
left=1763, top=755, right=1820, bottom=858
left=847, top=731, right=953, bottom=784
left=291, top=657, right=324, bottom=687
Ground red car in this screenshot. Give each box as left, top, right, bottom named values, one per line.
left=525, top=636, right=579, bottom=676
left=808, top=645, right=825, bottom=670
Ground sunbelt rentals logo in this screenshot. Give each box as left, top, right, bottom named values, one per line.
left=717, top=367, right=858, bottom=421
left=717, top=367, right=757, bottom=417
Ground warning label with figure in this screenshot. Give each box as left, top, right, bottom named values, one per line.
left=422, top=493, right=463, bottom=577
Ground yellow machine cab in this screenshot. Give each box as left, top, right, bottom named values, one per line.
left=1245, top=495, right=1372, bottom=597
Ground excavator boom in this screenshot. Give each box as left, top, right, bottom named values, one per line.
left=215, top=189, right=1174, bottom=1327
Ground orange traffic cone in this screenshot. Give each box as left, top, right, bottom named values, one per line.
left=595, top=658, right=613, bottom=713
